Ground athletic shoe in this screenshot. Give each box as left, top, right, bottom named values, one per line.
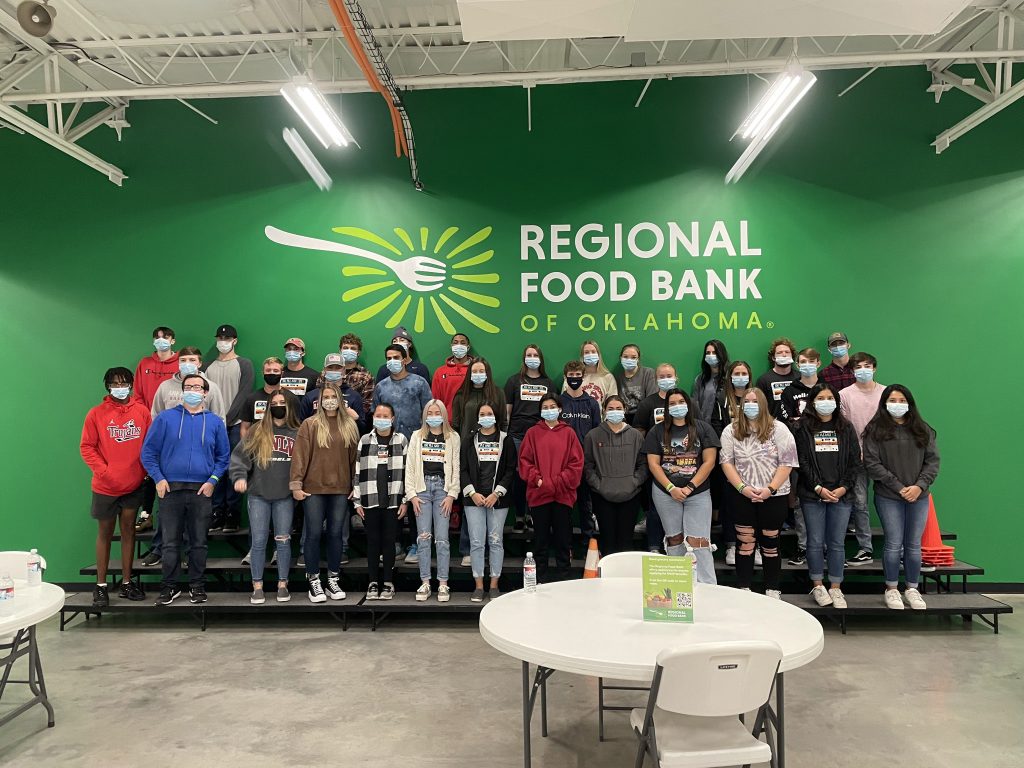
left=512, top=518, right=526, bottom=533
left=461, top=555, right=471, bottom=567
left=92, top=584, right=109, bottom=608
left=325, top=575, right=346, bottom=601
left=415, top=582, right=431, bottom=602
left=366, top=583, right=380, bottom=601
left=437, top=585, right=451, bottom=602
left=904, top=588, right=927, bottom=610
left=847, top=524, right=856, bottom=533
left=884, top=589, right=905, bottom=610
left=725, top=545, right=736, bottom=566
left=754, top=549, right=763, bottom=567
left=471, top=588, right=485, bottom=602
left=788, top=549, right=807, bottom=566
left=404, top=545, right=419, bottom=564
left=828, top=588, right=848, bottom=609
left=155, top=587, right=181, bottom=606
left=189, top=585, right=208, bottom=604
left=135, top=511, right=153, bottom=532
left=339, top=554, right=350, bottom=566
left=241, top=550, right=252, bottom=566
left=307, top=575, right=327, bottom=603
left=394, top=543, right=403, bottom=557
left=649, top=547, right=661, bottom=554
left=142, top=551, right=161, bottom=567
left=250, top=587, right=265, bottom=605
left=297, top=555, right=305, bottom=568
left=489, top=587, right=501, bottom=598
left=766, top=589, right=782, bottom=600
left=351, top=514, right=364, bottom=530
left=221, top=515, right=240, bottom=534
left=846, top=550, right=873, bottom=566
left=208, top=512, right=225, bottom=532
left=810, top=585, right=833, bottom=606
left=119, top=580, right=145, bottom=601
left=277, top=586, right=291, bottom=602
left=920, top=561, right=937, bottom=573
left=525, top=515, right=534, bottom=531
left=634, top=519, right=647, bottom=535
left=380, top=583, right=395, bottom=600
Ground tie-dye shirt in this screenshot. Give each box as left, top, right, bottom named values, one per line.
left=719, top=420, right=800, bottom=494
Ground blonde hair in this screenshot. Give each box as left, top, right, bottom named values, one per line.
left=241, top=390, right=300, bottom=469
left=580, top=339, right=610, bottom=375
left=731, top=388, right=775, bottom=443
left=417, top=398, right=455, bottom=440
left=312, top=384, right=359, bottom=449
left=263, top=356, right=284, bottom=368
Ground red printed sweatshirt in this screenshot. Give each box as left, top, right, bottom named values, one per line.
left=517, top=419, right=584, bottom=508
left=134, top=351, right=180, bottom=409
left=80, top=395, right=152, bottom=496
left=431, top=358, right=470, bottom=421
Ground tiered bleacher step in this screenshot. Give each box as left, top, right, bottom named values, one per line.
left=782, top=593, right=1012, bottom=635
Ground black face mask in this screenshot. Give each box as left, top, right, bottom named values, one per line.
left=566, top=377, right=583, bottom=390
left=264, top=373, right=282, bottom=386
left=269, top=405, right=287, bottom=419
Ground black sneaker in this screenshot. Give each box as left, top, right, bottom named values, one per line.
left=221, top=515, right=240, bottom=533
left=189, top=585, right=208, bottom=604
left=142, top=550, right=161, bottom=567
left=525, top=515, right=535, bottom=531
left=119, top=580, right=145, bottom=601
left=380, top=583, right=395, bottom=600
left=920, top=561, right=938, bottom=573
left=846, top=549, right=873, bottom=566
left=92, top=584, right=109, bottom=608
left=339, top=553, right=350, bottom=565
left=156, top=587, right=181, bottom=606
left=788, top=549, right=807, bottom=566
left=208, top=512, right=225, bottom=532
left=512, top=518, right=526, bottom=533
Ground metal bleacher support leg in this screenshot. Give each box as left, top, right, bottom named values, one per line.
left=598, top=677, right=605, bottom=741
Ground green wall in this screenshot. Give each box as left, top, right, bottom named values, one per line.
left=1, top=69, right=1020, bottom=582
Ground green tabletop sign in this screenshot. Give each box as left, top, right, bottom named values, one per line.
left=642, top=555, right=694, bottom=623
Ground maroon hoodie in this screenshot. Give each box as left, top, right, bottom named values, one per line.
left=80, top=395, right=152, bottom=496
left=518, top=419, right=584, bottom=508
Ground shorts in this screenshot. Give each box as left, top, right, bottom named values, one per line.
left=91, top=484, right=145, bottom=520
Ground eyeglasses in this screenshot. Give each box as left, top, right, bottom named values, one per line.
left=183, top=385, right=206, bottom=392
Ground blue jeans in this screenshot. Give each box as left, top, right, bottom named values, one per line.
left=212, top=423, right=242, bottom=516
left=651, top=488, right=716, bottom=585
left=850, top=467, right=874, bottom=552
left=248, top=495, right=293, bottom=583
left=415, top=475, right=451, bottom=581
left=802, top=499, right=852, bottom=584
left=875, top=494, right=930, bottom=588
left=465, top=504, right=505, bottom=579
left=303, top=494, right=348, bottom=577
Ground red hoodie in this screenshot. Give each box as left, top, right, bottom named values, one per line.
left=80, top=395, right=152, bottom=496
left=431, top=358, right=470, bottom=421
left=518, top=420, right=584, bottom=508
left=134, top=351, right=179, bottom=409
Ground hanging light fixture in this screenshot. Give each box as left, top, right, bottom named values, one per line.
left=280, top=76, right=353, bottom=149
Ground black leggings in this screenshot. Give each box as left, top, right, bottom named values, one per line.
left=592, top=493, right=639, bottom=556
left=530, top=502, right=572, bottom=582
left=364, top=506, right=398, bottom=585
left=731, top=490, right=788, bottom=590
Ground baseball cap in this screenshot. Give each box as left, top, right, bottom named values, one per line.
left=215, top=324, right=238, bottom=339
left=826, top=331, right=848, bottom=347
left=324, top=353, right=344, bottom=367
left=284, top=337, right=305, bottom=351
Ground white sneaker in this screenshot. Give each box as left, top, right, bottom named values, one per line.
left=904, top=588, right=927, bottom=610
left=415, top=582, right=431, bottom=602
left=766, top=589, right=782, bottom=600
left=810, top=585, right=833, bottom=607
left=884, top=589, right=905, bottom=610
left=241, top=549, right=251, bottom=566
left=828, top=588, right=848, bottom=609
left=754, top=548, right=763, bottom=567
left=325, top=576, right=346, bottom=601
left=461, top=555, right=471, bottom=567
left=725, top=545, right=736, bottom=566
left=437, top=585, right=451, bottom=602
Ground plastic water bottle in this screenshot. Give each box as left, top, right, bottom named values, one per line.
left=27, top=549, right=42, bottom=587
left=0, top=573, right=14, bottom=616
left=523, top=552, right=537, bottom=593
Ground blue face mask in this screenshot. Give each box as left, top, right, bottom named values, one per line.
left=525, top=357, right=541, bottom=370
left=814, top=399, right=837, bottom=415
left=830, top=345, right=848, bottom=358
left=668, top=404, right=688, bottom=419
left=110, top=386, right=130, bottom=400
left=705, top=354, right=718, bottom=367
left=153, top=338, right=172, bottom=352
left=285, top=350, right=302, bottom=363
left=742, top=402, right=760, bottom=419
left=886, top=402, right=909, bottom=418
left=340, top=349, right=358, bottom=363
left=582, top=353, right=599, bottom=366
left=798, top=363, right=818, bottom=378
left=620, top=357, right=638, bottom=371
left=451, top=344, right=468, bottom=359
left=471, top=372, right=487, bottom=385
left=425, top=415, right=444, bottom=428
left=373, top=417, right=393, bottom=432
left=478, top=415, right=497, bottom=429
left=179, top=361, right=198, bottom=376
left=605, top=409, right=625, bottom=424
left=540, top=408, right=559, bottom=422
left=854, top=368, right=874, bottom=383
left=386, top=359, right=403, bottom=374
left=731, top=375, right=749, bottom=388
left=182, top=391, right=204, bottom=407
left=657, top=377, right=676, bottom=391
left=324, top=370, right=343, bottom=382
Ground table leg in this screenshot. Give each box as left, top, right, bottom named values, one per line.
left=28, top=627, right=54, bottom=727
left=776, top=672, right=785, bottom=768
left=540, top=673, right=548, bottom=737
left=522, top=661, right=532, bottom=768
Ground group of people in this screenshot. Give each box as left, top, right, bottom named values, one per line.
left=80, top=324, right=940, bottom=612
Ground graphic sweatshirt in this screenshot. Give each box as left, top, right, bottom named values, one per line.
left=80, top=395, right=152, bottom=496
left=134, top=352, right=180, bottom=409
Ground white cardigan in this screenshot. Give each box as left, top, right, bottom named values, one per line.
left=404, top=429, right=462, bottom=502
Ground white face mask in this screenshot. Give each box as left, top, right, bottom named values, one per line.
left=216, top=340, right=234, bottom=354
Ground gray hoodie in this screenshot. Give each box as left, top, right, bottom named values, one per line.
left=583, top=422, right=648, bottom=502
left=152, top=373, right=227, bottom=422
left=229, top=424, right=298, bottom=500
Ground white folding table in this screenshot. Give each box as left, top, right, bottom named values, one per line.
left=0, top=582, right=65, bottom=730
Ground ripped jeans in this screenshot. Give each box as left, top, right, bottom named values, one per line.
left=464, top=504, right=505, bottom=579
left=247, top=495, right=293, bottom=583
left=415, top=475, right=451, bottom=582
left=651, top=487, right=716, bottom=585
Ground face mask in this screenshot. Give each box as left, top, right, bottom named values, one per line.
left=182, top=391, right=204, bottom=407
left=153, top=338, right=172, bottom=352
left=566, top=376, right=583, bottom=391
left=830, top=345, right=848, bottom=358
left=386, top=359, right=403, bottom=374
left=606, top=409, right=625, bottom=424
left=887, top=402, right=910, bottom=418
left=705, top=354, right=718, bottom=366
left=775, top=355, right=793, bottom=367
left=621, top=357, right=638, bottom=371
left=525, top=357, right=541, bottom=370
left=216, top=340, right=234, bottom=354
left=814, top=400, right=837, bottom=415
left=451, top=344, right=468, bottom=359
left=373, top=417, right=393, bottom=432
left=324, top=371, right=343, bottom=382
left=285, top=350, right=302, bottom=363
left=854, top=368, right=874, bottom=383
left=731, top=375, right=749, bottom=388
left=478, top=415, right=497, bottom=429
left=269, top=405, right=287, bottom=419
left=425, top=415, right=444, bottom=428
left=179, top=361, right=198, bottom=376
left=471, top=372, right=487, bottom=385
left=264, top=373, right=281, bottom=386
left=798, top=363, right=818, bottom=378
left=340, top=349, right=358, bottom=363
left=394, top=340, right=411, bottom=351
left=668, top=404, right=688, bottom=419
left=110, top=386, right=130, bottom=400
left=657, top=377, right=676, bottom=391
left=582, top=353, right=600, bottom=366
left=321, top=398, right=339, bottom=411
left=742, top=402, right=760, bottom=419
left=540, top=408, right=559, bottom=422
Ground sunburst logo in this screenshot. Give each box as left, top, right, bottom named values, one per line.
left=265, top=224, right=501, bottom=334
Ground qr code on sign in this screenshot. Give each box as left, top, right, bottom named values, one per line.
left=676, top=592, right=693, bottom=608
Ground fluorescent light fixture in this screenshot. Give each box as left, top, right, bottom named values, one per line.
left=726, top=67, right=816, bottom=184
left=280, top=77, right=352, bottom=149
left=282, top=127, right=332, bottom=191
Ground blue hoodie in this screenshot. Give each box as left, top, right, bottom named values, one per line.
left=141, top=405, right=230, bottom=486
left=559, top=389, right=601, bottom=444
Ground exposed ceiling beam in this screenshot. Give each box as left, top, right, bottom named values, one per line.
left=933, top=74, right=1024, bottom=152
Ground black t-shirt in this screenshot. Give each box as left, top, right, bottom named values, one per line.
left=375, top=440, right=391, bottom=503
left=242, top=388, right=275, bottom=424
left=634, top=392, right=667, bottom=434
left=642, top=420, right=721, bottom=495
left=780, top=380, right=815, bottom=423
left=280, top=366, right=319, bottom=398
left=422, top=432, right=446, bottom=477
left=756, top=369, right=800, bottom=419
left=504, top=373, right=555, bottom=440
left=473, top=433, right=500, bottom=495
left=810, top=426, right=841, bottom=488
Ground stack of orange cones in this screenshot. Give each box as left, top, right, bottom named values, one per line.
left=921, top=496, right=955, bottom=566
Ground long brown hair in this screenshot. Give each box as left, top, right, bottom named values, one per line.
left=731, top=388, right=775, bottom=442
left=661, top=389, right=697, bottom=453
left=312, top=384, right=359, bottom=449
left=241, top=389, right=301, bottom=469
left=723, top=360, right=752, bottom=422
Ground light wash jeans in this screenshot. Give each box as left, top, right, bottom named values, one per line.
left=415, top=475, right=451, bottom=581
left=850, top=467, right=874, bottom=551
left=248, top=495, right=293, bottom=583
left=802, top=499, right=852, bottom=584
left=465, top=504, right=505, bottom=579
left=651, top=488, right=716, bottom=585
left=875, top=494, right=930, bottom=588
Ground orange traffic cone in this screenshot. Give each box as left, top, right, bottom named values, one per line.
left=583, top=538, right=601, bottom=578
left=921, top=495, right=955, bottom=566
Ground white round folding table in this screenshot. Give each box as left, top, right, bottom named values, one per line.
left=480, top=578, right=823, bottom=768
left=0, top=582, right=65, bottom=730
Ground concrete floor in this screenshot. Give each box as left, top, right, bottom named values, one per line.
left=1, top=596, right=1022, bottom=768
